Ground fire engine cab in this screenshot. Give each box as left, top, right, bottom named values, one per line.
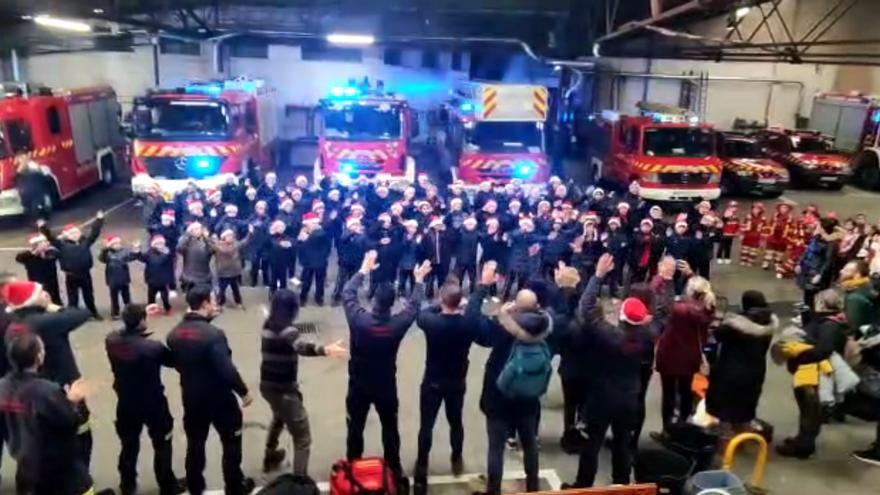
left=809, top=92, right=880, bottom=189
left=440, top=82, right=550, bottom=184
left=585, top=102, right=722, bottom=203
left=0, top=82, right=124, bottom=216
left=130, top=77, right=278, bottom=196
left=752, top=127, right=850, bottom=190
left=313, top=80, right=418, bottom=186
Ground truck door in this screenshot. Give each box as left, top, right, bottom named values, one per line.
left=41, top=102, right=78, bottom=197
left=612, top=123, right=637, bottom=184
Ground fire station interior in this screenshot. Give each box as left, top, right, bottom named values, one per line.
left=1, top=1, right=880, bottom=494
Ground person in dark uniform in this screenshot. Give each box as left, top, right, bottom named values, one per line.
left=16, top=233, right=62, bottom=306
left=167, top=285, right=255, bottom=495
left=38, top=211, right=104, bottom=319
left=0, top=332, right=95, bottom=495
left=297, top=212, right=331, bottom=306
left=105, top=304, right=185, bottom=495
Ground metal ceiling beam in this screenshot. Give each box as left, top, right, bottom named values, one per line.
left=594, top=0, right=706, bottom=45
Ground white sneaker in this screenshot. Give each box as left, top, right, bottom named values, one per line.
left=776, top=273, right=783, bottom=279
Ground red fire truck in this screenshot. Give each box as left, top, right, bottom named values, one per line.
left=717, top=132, right=789, bottom=197
left=752, top=127, right=850, bottom=190
left=809, top=92, right=880, bottom=189
left=585, top=102, right=722, bottom=203
left=313, top=80, right=418, bottom=186
left=0, top=82, right=124, bottom=216
left=440, top=82, right=550, bottom=184
left=130, top=77, right=278, bottom=196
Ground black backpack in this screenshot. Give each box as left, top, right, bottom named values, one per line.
left=260, top=474, right=320, bottom=495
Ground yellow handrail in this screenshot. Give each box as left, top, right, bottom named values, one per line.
left=722, top=432, right=768, bottom=491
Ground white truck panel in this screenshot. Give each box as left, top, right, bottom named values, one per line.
left=476, top=84, right=548, bottom=122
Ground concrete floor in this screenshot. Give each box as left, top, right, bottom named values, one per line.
left=1, top=182, right=880, bottom=495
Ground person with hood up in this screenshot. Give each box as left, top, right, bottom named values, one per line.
left=563, top=253, right=655, bottom=488
left=342, top=251, right=431, bottom=485
left=98, top=234, right=138, bottom=320
left=38, top=210, right=104, bottom=319
left=210, top=225, right=254, bottom=309
left=134, top=235, right=176, bottom=314
left=105, top=304, right=185, bottom=495
left=467, top=261, right=553, bottom=495
left=297, top=212, right=331, bottom=306
left=177, top=222, right=214, bottom=293
left=706, top=291, right=779, bottom=430
left=16, top=233, right=62, bottom=306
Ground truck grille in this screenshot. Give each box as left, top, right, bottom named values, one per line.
left=658, top=172, right=709, bottom=185
left=144, top=157, right=187, bottom=180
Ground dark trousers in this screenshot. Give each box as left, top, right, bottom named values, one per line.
left=269, top=264, right=289, bottom=294
left=116, top=399, right=178, bottom=494
left=249, top=255, right=270, bottom=286
left=454, top=264, right=477, bottom=293
left=182, top=397, right=245, bottom=495
left=397, top=267, right=416, bottom=296
left=503, top=270, right=531, bottom=300
left=803, top=288, right=819, bottom=325
left=65, top=272, right=98, bottom=315
left=147, top=285, right=171, bottom=311
left=426, top=263, right=450, bottom=298
left=345, top=386, right=402, bottom=473
left=261, top=387, right=312, bottom=476
left=109, top=284, right=131, bottom=317
left=561, top=375, right=587, bottom=436
left=415, top=383, right=465, bottom=479
left=575, top=408, right=637, bottom=487
left=792, top=386, right=822, bottom=452
left=633, top=364, right=653, bottom=448
left=487, top=415, right=539, bottom=494
left=218, top=277, right=242, bottom=305
left=661, top=374, right=694, bottom=431
left=717, top=237, right=734, bottom=259
left=334, top=264, right=357, bottom=301
left=43, top=277, right=63, bottom=306
left=629, top=265, right=650, bottom=286
left=368, top=270, right=396, bottom=299
left=606, top=262, right=625, bottom=297
left=300, top=266, right=327, bottom=303
left=695, top=258, right=711, bottom=280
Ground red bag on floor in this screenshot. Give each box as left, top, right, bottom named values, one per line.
left=330, top=457, right=398, bottom=495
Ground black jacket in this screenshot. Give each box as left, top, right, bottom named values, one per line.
left=338, top=231, right=368, bottom=268
left=213, top=216, right=248, bottom=239
left=98, top=247, right=135, bottom=287
left=479, top=232, right=508, bottom=268
left=298, top=228, right=331, bottom=269
left=342, top=272, right=424, bottom=394
left=398, top=234, right=421, bottom=270
left=542, top=230, right=573, bottom=266
left=148, top=222, right=180, bottom=251
left=167, top=313, right=249, bottom=404
left=454, top=229, right=480, bottom=267
left=135, top=248, right=176, bottom=287
left=9, top=306, right=91, bottom=387
left=416, top=307, right=476, bottom=387
left=40, top=218, right=103, bottom=274
left=788, top=313, right=848, bottom=371
left=267, top=234, right=296, bottom=270
left=105, top=329, right=173, bottom=408
left=508, top=230, right=543, bottom=273
left=421, top=228, right=456, bottom=266
left=15, top=249, right=59, bottom=285
left=0, top=371, right=92, bottom=495
left=260, top=325, right=324, bottom=393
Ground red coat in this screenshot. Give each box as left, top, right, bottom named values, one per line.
left=741, top=213, right=766, bottom=248
left=655, top=299, right=713, bottom=376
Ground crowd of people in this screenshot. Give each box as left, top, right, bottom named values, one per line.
left=0, top=170, right=879, bottom=495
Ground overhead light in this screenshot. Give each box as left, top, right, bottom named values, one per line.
left=34, top=15, right=92, bottom=32
left=735, top=6, right=751, bottom=19
left=326, top=33, right=375, bottom=45
left=92, top=8, right=104, bottom=14
left=21, top=15, right=33, bottom=20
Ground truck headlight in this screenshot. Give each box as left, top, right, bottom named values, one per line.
left=513, top=160, right=536, bottom=179
left=340, top=161, right=357, bottom=174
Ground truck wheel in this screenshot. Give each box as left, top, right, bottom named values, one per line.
left=854, top=152, right=880, bottom=190
left=100, top=155, right=116, bottom=186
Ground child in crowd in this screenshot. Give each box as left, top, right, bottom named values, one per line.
left=98, top=235, right=136, bottom=320
left=134, top=234, right=176, bottom=314
left=16, top=233, right=62, bottom=306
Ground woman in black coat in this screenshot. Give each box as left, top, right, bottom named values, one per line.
left=706, top=290, right=778, bottom=426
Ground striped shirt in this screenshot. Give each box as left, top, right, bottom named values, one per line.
left=260, top=326, right=324, bottom=393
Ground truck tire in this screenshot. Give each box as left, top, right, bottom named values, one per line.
left=100, top=154, right=116, bottom=186
left=854, top=151, right=880, bottom=190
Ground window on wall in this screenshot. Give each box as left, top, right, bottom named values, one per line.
left=451, top=50, right=464, bottom=71
left=301, top=43, right=362, bottom=62
left=383, top=48, right=402, bottom=66
left=422, top=50, right=439, bottom=69
left=160, top=39, right=202, bottom=56
left=6, top=120, right=33, bottom=154
left=230, top=39, right=269, bottom=58
left=46, top=107, right=62, bottom=135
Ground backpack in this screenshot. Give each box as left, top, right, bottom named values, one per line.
left=261, top=474, right=320, bottom=495
left=330, top=457, right=398, bottom=495
left=496, top=340, right=552, bottom=399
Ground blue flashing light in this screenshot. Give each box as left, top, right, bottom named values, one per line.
left=873, top=110, right=880, bottom=124
left=186, top=156, right=220, bottom=179
left=340, top=162, right=357, bottom=174
left=460, top=102, right=474, bottom=112
left=195, top=159, right=212, bottom=169
left=185, top=83, right=222, bottom=96
left=344, top=87, right=358, bottom=97
left=513, top=160, right=536, bottom=179
left=331, top=87, right=345, bottom=97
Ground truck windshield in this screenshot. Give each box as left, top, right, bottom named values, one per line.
left=644, top=127, right=714, bottom=158
left=793, top=136, right=832, bottom=153
left=466, top=121, right=544, bottom=153
left=723, top=139, right=761, bottom=158
left=323, top=103, right=402, bottom=141
left=133, top=99, right=229, bottom=140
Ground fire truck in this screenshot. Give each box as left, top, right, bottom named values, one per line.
left=440, top=82, right=550, bottom=184
left=717, top=132, right=789, bottom=197
left=0, top=82, right=124, bottom=216
left=584, top=102, right=722, bottom=203
left=313, top=80, right=418, bottom=186
left=130, top=77, right=278, bottom=196
left=809, top=92, right=880, bottom=189
left=752, top=127, right=850, bottom=190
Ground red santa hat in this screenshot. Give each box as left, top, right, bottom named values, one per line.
left=827, top=211, right=839, bottom=221
left=62, top=223, right=79, bottom=236
left=28, top=234, right=47, bottom=245
left=346, top=217, right=362, bottom=229
left=608, top=216, right=622, bottom=227
left=150, top=235, right=166, bottom=248
left=697, top=200, right=712, bottom=211
left=562, top=201, right=573, bottom=210
left=429, top=216, right=445, bottom=229
left=104, top=235, right=121, bottom=246
left=161, top=209, right=175, bottom=222
left=620, top=297, right=651, bottom=326
left=2, top=281, right=44, bottom=311
left=270, top=220, right=286, bottom=235
left=187, top=200, right=203, bottom=212
left=640, top=218, right=654, bottom=228
left=302, top=212, right=320, bottom=226
left=584, top=211, right=600, bottom=224
left=206, top=189, right=221, bottom=202
left=463, top=216, right=478, bottom=228
left=752, top=202, right=765, bottom=212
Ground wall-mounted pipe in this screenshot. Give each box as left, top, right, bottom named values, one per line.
left=10, top=48, right=20, bottom=82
